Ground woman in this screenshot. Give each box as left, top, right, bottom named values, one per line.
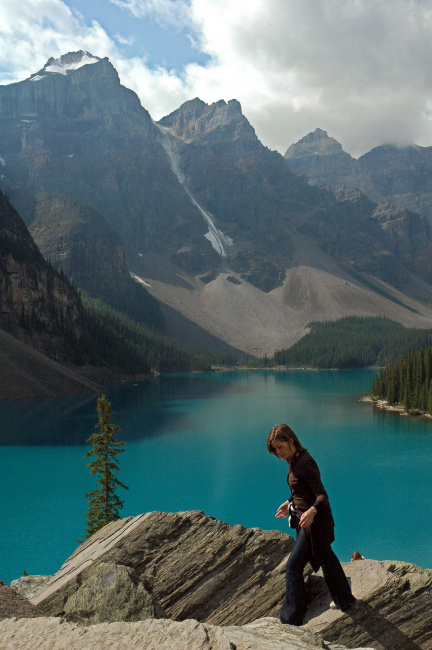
left=267, top=423, right=356, bottom=626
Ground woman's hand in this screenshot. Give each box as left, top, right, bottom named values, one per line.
left=275, top=501, right=289, bottom=518
left=299, top=507, right=316, bottom=528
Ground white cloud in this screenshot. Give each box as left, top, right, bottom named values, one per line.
left=115, top=57, right=192, bottom=118
left=1, top=0, right=432, bottom=157
left=183, top=0, right=432, bottom=156
left=0, top=0, right=117, bottom=82
left=109, top=0, right=192, bottom=28
left=105, top=0, right=432, bottom=156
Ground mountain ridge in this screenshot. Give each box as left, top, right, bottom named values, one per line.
left=3, top=53, right=432, bottom=355
left=285, top=127, right=432, bottom=224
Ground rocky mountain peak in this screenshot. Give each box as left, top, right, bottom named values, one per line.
left=29, top=51, right=101, bottom=81
left=285, top=128, right=346, bottom=158
left=159, top=97, right=255, bottom=144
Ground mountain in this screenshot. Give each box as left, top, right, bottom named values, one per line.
left=285, top=128, right=432, bottom=224
left=158, top=100, right=432, bottom=293
left=3, top=52, right=432, bottom=356
left=29, top=193, right=164, bottom=328
left=0, top=186, right=216, bottom=398
left=0, top=51, right=208, bottom=268
left=0, top=328, right=101, bottom=400
left=0, top=187, right=84, bottom=361
left=0, top=186, right=101, bottom=398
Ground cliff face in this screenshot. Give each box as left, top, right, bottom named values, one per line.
left=160, top=99, right=432, bottom=296
left=29, top=193, right=164, bottom=328
left=285, top=128, right=432, bottom=224
left=299, top=188, right=432, bottom=294
left=284, top=128, right=361, bottom=189
left=159, top=97, right=300, bottom=286
left=358, top=143, right=432, bottom=222
left=0, top=52, right=208, bottom=267
left=0, top=189, right=83, bottom=361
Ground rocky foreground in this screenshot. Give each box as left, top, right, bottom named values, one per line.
left=2, top=511, right=431, bottom=649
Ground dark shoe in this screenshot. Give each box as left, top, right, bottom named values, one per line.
left=341, top=599, right=357, bottom=613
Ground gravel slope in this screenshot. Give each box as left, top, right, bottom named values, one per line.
left=141, top=265, right=432, bottom=357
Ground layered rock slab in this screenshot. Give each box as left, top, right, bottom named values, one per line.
left=32, top=511, right=293, bottom=626
left=29, top=512, right=432, bottom=649
left=0, top=616, right=373, bottom=650
left=305, top=559, right=432, bottom=649
left=0, top=579, right=42, bottom=621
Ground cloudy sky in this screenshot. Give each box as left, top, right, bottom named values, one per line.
left=1, top=0, right=432, bottom=157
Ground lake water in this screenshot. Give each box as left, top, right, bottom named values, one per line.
left=1, top=369, right=431, bottom=585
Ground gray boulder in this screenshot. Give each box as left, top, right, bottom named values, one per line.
left=63, top=562, right=162, bottom=625
left=10, top=574, right=52, bottom=600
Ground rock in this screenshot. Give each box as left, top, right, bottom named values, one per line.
left=285, top=129, right=358, bottom=189
left=226, top=617, right=347, bottom=649
left=63, top=562, right=163, bottom=625
left=32, top=511, right=294, bottom=626
left=0, top=189, right=84, bottom=363
left=29, top=193, right=164, bottom=329
left=285, top=130, right=432, bottom=226
left=10, top=575, right=52, bottom=600
left=0, top=579, right=43, bottom=621
left=0, top=615, right=375, bottom=649
left=30, top=512, right=432, bottom=649
left=304, top=559, right=432, bottom=649
left=229, top=250, right=286, bottom=292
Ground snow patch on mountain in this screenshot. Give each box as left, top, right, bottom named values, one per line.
left=35, top=52, right=100, bottom=78
left=155, top=122, right=234, bottom=257
left=0, top=157, right=5, bottom=166
left=131, top=272, right=152, bottom=288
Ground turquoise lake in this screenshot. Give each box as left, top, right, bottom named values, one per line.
left=1, top=369, right=431, bottom=585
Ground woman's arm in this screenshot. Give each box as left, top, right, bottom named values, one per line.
left=302, top=457, right=329, bottom=511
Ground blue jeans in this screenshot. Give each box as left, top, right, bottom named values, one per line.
left=280, top=527, right=355, bottom=625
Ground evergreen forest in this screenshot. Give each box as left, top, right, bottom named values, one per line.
left=77, top=294, right=214, bottom=374
left=251, top=317, right=432, bottom=369
left=370, top=346, right=432, bottom=414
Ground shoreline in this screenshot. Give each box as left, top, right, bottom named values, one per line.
left=361, top=395, right=432, bottom=419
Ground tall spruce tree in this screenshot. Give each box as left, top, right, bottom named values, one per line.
left=80, top=395, right=128, bottom=540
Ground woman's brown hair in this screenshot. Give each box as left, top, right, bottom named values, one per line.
left=267, top=424, right=306, bottom=461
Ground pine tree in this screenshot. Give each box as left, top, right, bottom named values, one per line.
left=80, top=395, right=128, bottom=540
